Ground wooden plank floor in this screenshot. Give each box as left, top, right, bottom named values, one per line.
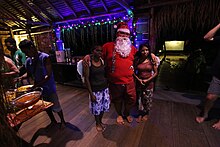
left=17, top=84, right=220, bottom=147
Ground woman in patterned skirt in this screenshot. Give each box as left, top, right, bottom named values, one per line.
left=134, top=44, right=159, bottom=122
left=83, top=45, right=110, bottom=132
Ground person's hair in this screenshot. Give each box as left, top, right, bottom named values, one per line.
left=19, top=39, right=34, bottom=50
left=134, top=44, right=153, bottom=66
left=4, top=37, right=16, bottom=46
left=90, top=45, right=101, bottom=53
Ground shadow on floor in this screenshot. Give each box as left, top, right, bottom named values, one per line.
left=30, top=122, right=83, bottom=147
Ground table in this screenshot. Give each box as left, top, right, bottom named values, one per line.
left=7, top=100, right=53, bottom=127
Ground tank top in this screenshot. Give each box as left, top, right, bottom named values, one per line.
left=136, top=59, right=154, bottom=89
left=89, top=59, right=108, bottom=92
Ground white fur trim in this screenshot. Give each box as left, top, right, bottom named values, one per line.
left=117, top=28, right=130, bottom=34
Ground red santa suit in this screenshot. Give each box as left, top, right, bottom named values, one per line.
left=103, top=42, right=137, bottom=84
left=102, top=41, right=137, bottom=117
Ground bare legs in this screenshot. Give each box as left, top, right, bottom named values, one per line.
left=136, top=89, right=152, bottom=123
left=196, top=93, right=220, bottom=129
left=95, top=111, right=105, bottom=132
left=46, top=108, right=66, bottom=129
left=46, top=109, right=57, bottom=124
left=57, top=110, right=66, bottom=128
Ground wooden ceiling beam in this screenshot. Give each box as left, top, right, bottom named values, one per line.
left=115, top=0, right=132, bottom=13
left=43, top=0, right=64, bottom=20
left=136, top=0, right=192, bottom=9
left=0, top=22, right=10, bottom=29
left=63, top=0, right=77, bottom=18
left=79, top=0, right=92, bottom=15
left=100, top=0, right=109, bottom=13
left=0, top=7, right=26, bottom=28
left=2, top=0, right=31, bottom=20
left=18, top=0, right=50, bottom=25
left=29, top=2, right=53, bottom=22
left=0, top=18, right=50, bottom=26
left=55, top=10, right=126, bottom=25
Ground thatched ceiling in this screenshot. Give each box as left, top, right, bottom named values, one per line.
left=0, top=0, right=196, bottom=31
left=0, top=0, right=135, bottom=30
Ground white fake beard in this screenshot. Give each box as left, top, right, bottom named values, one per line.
left=115, top=36, right=132, bottom=58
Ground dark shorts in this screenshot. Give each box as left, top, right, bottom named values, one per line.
left=207, top=76, right=220, bottom=95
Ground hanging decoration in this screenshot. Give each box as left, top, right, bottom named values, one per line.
left=57, top=13, right=137, bottom=56
left=55, top=14, right=133, bottom=31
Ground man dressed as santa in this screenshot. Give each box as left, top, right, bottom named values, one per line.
left=102, top=22, right=137, bottom=124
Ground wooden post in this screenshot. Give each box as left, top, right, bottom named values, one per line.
left=26, top=24, right=33, bottom=42
left=10, top=28, right=14, bottom=38
left=149, top=7, right=156, bottom=53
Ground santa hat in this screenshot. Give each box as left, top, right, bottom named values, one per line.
left=114, top=22, right=130, bottom=34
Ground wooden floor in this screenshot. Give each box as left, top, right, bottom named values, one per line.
left=17, top=84, right=220, bottom=147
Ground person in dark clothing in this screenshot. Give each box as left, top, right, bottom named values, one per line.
left=83, top=45, right=110, bottom=132
left=196, top=23, right=220, bottom=130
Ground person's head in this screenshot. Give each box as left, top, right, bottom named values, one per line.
left=19, top=39, right=37, bottom=58
left=139, top=44, right=151, bottom=58
left=115, top=22, right=132, bottom=57
left=4, top=37, right=17, bottom=53
left=116, top=22, right=130, bottom=38
left=91, top=45, right=103, bottom=59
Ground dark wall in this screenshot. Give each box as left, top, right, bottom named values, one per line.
left=153, top=0, right=220, bottom=51
left=60, top=24, right=117, bottom=56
